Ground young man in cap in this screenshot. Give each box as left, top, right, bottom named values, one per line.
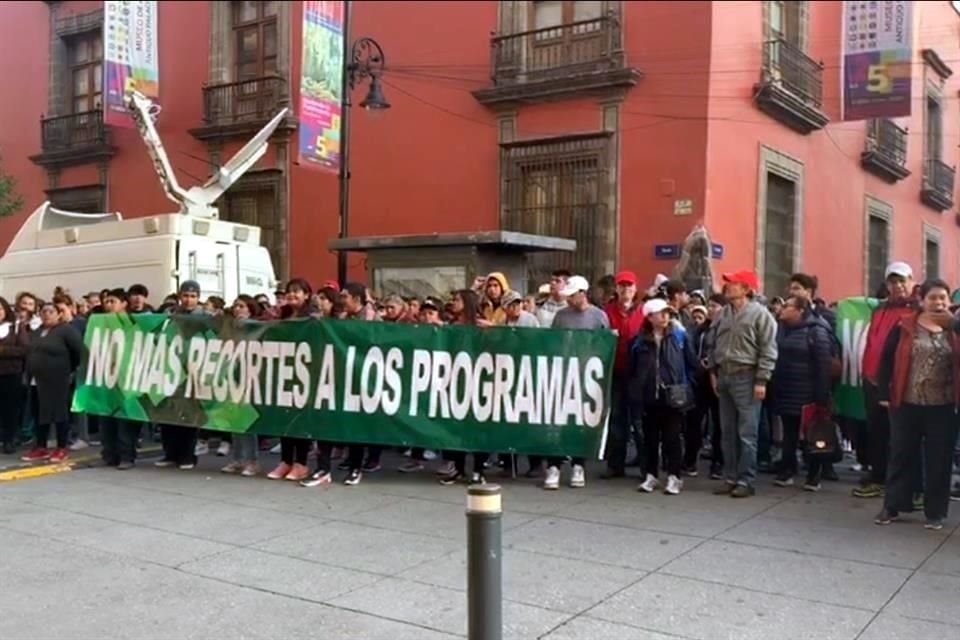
left=536, top=269, right=570, bottom=328
left=544, top=275, right=610, bottom=490
left=502, top=290, right=540, bottom=327
left=709, top=271, right=778, bottom=498
left=602, top=270, right=645, bottom=478
left=853, top=261, right=917, bottom=499
left=154, top=280, right=207, bottom=470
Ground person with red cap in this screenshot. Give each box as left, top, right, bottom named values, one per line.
left=709, top=270, right=778, bottom=498
left=602, top=269, right=646, bottom=478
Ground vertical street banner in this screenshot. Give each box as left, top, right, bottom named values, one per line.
left=841, top=0, right=913, bottom=121
left=833, top=297, right=879, bottom=420
left=298, top=1, right=345, bottom=171
left=103, top=0, right=159, bottom=128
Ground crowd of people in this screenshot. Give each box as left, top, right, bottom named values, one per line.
left=1, top=261, right=959, bottom=530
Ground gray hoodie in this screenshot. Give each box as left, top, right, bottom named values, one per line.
left=709, top=300, right=778, bottom=382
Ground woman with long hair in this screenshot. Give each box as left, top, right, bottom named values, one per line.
left=220, top=295, right=265, bottom=477
left=0, top=296, right=29, bottom=453
left=438, top=289, right=489, bottom=485
left=267, top=278, right=315, bottom=482
left=20, top=302, right=85, bottom=463
left=631, top=298, right=698, bottom=496
left=875, top=279, right=960, bottom=530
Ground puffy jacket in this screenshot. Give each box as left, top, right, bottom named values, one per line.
left=862, top=298, right=915, bottom=384
left=627, top=324, right=698, bottom=408
left=603, top=301, right=645, bottom=374
left=770, top=316, right=833, bottom=416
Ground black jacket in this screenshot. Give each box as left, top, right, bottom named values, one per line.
left=627, top=324, right=699, bottom=408
left=770, top=316, right=833, bottom=416
left=0, top=321, right=29, bottom=377
left=26, top=323, right=86, bottom=425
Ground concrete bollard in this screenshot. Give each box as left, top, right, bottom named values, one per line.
left=466, top=483, right=502, bottom=640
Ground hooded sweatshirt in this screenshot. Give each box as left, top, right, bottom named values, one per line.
left=483, top=272, right=510, bottom=325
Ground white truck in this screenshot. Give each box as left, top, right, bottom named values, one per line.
left=0, top=92, right=287, bottom=303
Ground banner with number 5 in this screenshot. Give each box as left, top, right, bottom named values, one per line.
left=841, top=0, right=913, bottom=121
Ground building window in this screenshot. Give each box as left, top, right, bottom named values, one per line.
left=763, top=173, right=797, bottom=297
left=501, top=133, right=614, bottom=289
left=221, top=186, right=281, bottom=274
left=864, top=197, right=892, bottom=296
left=233, top=0, right=278, bottom=81
left=924, top=225, right=941, bottom=280
left=67, top=31, right=103, bottom=114
left=925, top=93, right=943, bottom=162
left=531, top=1, right=602, bottom=29
left=765, top=0, right=808, bottom=49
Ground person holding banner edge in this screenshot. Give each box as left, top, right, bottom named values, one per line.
left=99, top=289, right=142, bottom=470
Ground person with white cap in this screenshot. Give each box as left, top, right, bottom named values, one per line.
left=543, top=275, right=610, bottom=490
left=630, top=298, right=698, bottom=495
left=853, top=261, right=918, bottom=499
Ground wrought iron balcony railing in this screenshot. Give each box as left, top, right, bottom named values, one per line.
left=923, top=158, right=955, bottom=209
left=201, top=76, right=286, bottom=127
left=763, top=38, right=823, bottom=108
left=866, top=118, right=908, bottom=167
left=490, top=15, right=621, bottom=84
left=40, top=110, right=109, bottom=152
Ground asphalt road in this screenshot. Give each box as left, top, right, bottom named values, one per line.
left=1, top=453, right=958, bottom=639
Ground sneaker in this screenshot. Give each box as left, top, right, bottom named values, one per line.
left=361, top=461, right=382, bottom=473
left=344, top=469, right=363, bottom=486
left=802, top=481, right=821, bottom=492
left=570, top=464, right=586, bottom=488
left=470, top=472, right=486, bottom=486
left=241, top=463, right=259, bottom=477
left=49, top=448, right=69, bottom=463
left=924, top=518, right=944, bottom=531
left=950, top=487, right=960, bottom=502
left=300, top=470, right=332, bottom=487
left=638, top=473, right=659, bottom=493
left=221, top=461, right=243, bottom=474
left=194, top=441, right=210, bottom=456
left=284, top=463, right=310, bottom=482
left=543, top=466, right=561, bottom=490
left=665, top=474, right=683, bottom=495
left=852, top=483, right=884, bottom=499
left=20, top=447, right=50, bottom=463
left=216, top=441, right=231, bottom=457
left=69, top=439, right=90, bottom=451
left=435, top=460, right=456, bottom=476
left=773, top=475, right=795, bottom=488
left=116, top=461, right=135, bottom=471
left=398, top=461, right=425, bottom=473
left=850, top=462, right=864, bottom=473
left=709, top=467, right=724, bottom=481
left=267, top=462, right=292, bottom=480
left=154, top=458, right=176, bottom=468
left=713, top=482, right=736, bottom=495
left=682, top=465, right=699, bottom=478
left=423, top=450, right=438, bottom=461
left=438, top=470, right=463, bottom=486
left=269, top=443, right=282, bottom=455
left=874, top=508, right=899, bottom=525
left=178, top=462, right=195, bottom=470
left=730, top=484, right=755, bottom=498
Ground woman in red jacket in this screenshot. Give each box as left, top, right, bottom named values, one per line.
left=875, top=279, right=960, bottom=531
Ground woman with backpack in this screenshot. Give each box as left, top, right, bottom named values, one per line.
left=770, top=296, right=834, bottom=491
left=630, top=298, right=698, bottom=496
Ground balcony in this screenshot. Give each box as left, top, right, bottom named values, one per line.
left=861, top=119, right=910, bottom=183
left=472, top=14, right=641, bottom=107
left=29, top=110, right=115, bottom=169
left=189, top=76, right=296, bottom=142
left=921, top=158, right=955, bottom=212
left=754, top=38, right=829, bottom=134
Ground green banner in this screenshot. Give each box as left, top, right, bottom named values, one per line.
left=834, top=296, right=879, bottom=420
left=73, top=314, right=617, bottom=458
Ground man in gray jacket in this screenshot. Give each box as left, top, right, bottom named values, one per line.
left=709, top=271, right=778, bottom=497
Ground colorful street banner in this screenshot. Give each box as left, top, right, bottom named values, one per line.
left=103, top=0, right=159, bottom=128
left=841, top=0, right=913, bottom=121
left=298, top=1, right=344, bottom=171
left=73, top=314, right=616, bottom=458
left=834, top=296, right=879, bottom=420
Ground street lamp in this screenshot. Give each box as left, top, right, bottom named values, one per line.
left=337, top=28, right=390, bottom=286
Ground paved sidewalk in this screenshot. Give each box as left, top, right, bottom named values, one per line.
left=1, top=455, right=958, bottom=639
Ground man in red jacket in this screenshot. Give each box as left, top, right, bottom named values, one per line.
left=853, top=261, right=916, bottom=498
left=602, top=270, right=646, bottom=477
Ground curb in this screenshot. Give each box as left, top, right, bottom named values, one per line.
left=0, top=446, right=164, bottom=483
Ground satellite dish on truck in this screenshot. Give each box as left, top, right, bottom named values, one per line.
left=0, top=93, right=289, bottom=303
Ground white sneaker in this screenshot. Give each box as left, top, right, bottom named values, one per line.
left=435, top=460, right=456, bottom=476
left=69, top=439, right=90, bottom=451
left=850, top=462, right=863, bottom=473
left=423, top=449, right=438, bottom=461
left=270, top=443, right=282, bottom=454
left=665, top=474, right=683, bottom=495
left=638, top=474, right=659, bottom=493
left=544, top=466, right=560, bottom=490
left=194, top=441, right=210, bottom=456
left=216, top=441, right=231, bottom=457
left=570, top=464, right=586, bottom=488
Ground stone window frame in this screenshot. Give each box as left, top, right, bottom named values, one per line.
left=863, top=195, right=893, bottom=295
left=48, top=8, right=104, bottom=118
left=755, top=144, right=804, bottom=294
left=922, top=222, right=942, bottom=280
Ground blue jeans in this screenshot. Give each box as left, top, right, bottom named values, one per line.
left=231, top=433, right=259, bottom=464
left=718, top=370, right=762, bottom=487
